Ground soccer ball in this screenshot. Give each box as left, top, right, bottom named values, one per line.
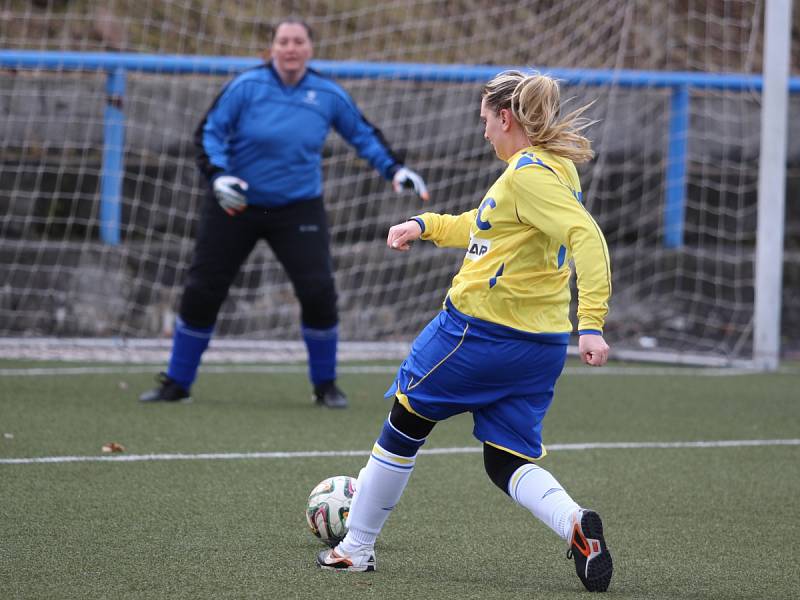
left=305, top=475, right=356, bottom=546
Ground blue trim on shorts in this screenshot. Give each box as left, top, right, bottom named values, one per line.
left=445, top=297, right=569, bottom=345
left=384, top=306, right=567, bottom=459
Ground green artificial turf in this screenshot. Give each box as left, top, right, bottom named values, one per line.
left=1, top=362, right=798, bottom=599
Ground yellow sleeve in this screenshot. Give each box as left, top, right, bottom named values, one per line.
left=512, top=168, right=612, bottom=332
left=413, top=210, right=477, bottom=249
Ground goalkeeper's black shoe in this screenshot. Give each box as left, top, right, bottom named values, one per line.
left=312, top=381, right=348, bottom=409
left=138, top=372, right=191, bottom=403
left=567, top=509, right=613, bottom=592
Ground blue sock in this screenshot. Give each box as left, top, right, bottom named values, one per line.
left=166, top=317, right=214, bottom=390
left=302, top=323, right=337, bottom=386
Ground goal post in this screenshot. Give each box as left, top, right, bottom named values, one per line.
left=0, top=1, right=796, bottom=368
left=754, top=0, right=792, bottom=371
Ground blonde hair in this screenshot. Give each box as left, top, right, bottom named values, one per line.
left=482, top=70, right=596, bottom=164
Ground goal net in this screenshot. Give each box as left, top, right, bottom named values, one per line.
left=0, top=0, right=796, bottom=365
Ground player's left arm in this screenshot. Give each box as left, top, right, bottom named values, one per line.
left=387, top=210, right=476, bottom=251
left=414, top=210, right=476, bottom=248
left=331, top=89, right=428, bottom=200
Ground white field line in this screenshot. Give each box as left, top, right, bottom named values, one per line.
left=0, top=364, right=775, bottom=377
left=2, top=439, right=798, bottom=465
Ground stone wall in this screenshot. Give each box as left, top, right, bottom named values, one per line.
left=1, top=70, right=798, bottom=358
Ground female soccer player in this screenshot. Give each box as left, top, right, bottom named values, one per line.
left=139, top=18, right=428, bottom=408
left=316, top=70, right=614, bottom=592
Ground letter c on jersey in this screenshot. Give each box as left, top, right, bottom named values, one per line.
left=476, top=197, right=496, bottom=231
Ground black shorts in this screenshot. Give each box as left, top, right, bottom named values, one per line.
left=180, top=194, right=337, bottom=328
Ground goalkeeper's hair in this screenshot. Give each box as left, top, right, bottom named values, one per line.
left=482, top=70, right=596, bottom=164
left=269, top=17, right=314, bottom=41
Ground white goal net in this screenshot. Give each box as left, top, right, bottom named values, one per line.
left=0, top=0, right=797, bottom=365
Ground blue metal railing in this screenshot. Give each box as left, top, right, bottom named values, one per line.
left=99, top=68, right=126, bottom=246
left=665, top=85, right=690, bottom=248
left=2, top=50, right=798, bottom=246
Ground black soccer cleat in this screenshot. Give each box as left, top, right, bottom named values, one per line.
left=567, top=509, right=613, bottom=592
left=138, top=372, right=191, bottom=403
left=312, top=381, right=348, bottom=409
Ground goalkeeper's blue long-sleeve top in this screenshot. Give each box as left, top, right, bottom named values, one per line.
left=194, top=62, right=402, bottom=208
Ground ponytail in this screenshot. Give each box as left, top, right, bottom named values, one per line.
left=482, top=70, right=596, bottom=164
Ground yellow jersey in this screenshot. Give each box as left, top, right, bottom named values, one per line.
left=414, top=146, right=611, bottom=334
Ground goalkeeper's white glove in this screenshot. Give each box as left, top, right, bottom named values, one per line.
left=213, top=175, right=249, bottom=216
left=392, top=167, right=429, bottom=201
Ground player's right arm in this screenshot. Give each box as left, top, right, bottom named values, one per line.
left=579, top=333, right=610, bottom=366
left=194, top=77, right=250, bottom=214
left=512, top=166, right=612, bottom=366
left=194, top=77, right=248, bottom=181
left=512, top=167, right=612, bottom=334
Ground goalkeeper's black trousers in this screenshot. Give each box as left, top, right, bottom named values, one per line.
left=178, top=193, right=338, bottom=330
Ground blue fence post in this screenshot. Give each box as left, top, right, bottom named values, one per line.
left=664, top=84, right=690, bottom=248
left=99, top=68, right=127, bottom=245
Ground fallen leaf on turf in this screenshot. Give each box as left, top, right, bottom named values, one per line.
left=102, top=442, right=126, bottom=453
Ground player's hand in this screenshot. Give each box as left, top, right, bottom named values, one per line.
left=579, top=333, right=610, bottom=366
left=213, top=175, right=249, bottom=216
left=392, top=167, right=429, bottom=201
left=387, top=220, right=423, bottom=251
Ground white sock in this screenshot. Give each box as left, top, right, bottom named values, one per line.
left=339, top=443, right=415, bottom=553
left=508, top=463, right=580, bottom=540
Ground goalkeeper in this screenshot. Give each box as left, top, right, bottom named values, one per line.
left=316, top=71, right=614, bottom=592
left=139, top=18, right=428, bottom=408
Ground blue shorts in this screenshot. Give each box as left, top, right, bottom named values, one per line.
left=385, top=303, right=568, bottom=460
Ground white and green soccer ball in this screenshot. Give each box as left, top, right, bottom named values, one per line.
left=305, top=475, right=356, bottom=546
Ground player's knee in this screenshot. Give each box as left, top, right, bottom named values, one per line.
left=483, top=443, right=530, bottom=496
left=296, top=279, right=338, bottom=329
left=179, top=283, right=226, bottom=328
left=389, top=398, right=436, bottom=440
left=376, top=399, right=436, bottom=457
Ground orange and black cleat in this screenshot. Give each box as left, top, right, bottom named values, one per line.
left=317, top=545, right=376, bottom=572
left=567, top=509, right=613, bottom=592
